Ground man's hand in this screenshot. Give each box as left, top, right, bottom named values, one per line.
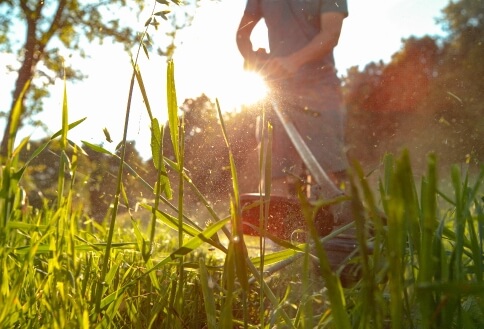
left=244, top=48, right=270, bottom=72
left=264, top=57, right=299, bottom=79
left=244, top=49, right=299, bottom=81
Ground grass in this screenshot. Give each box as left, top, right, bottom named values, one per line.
left=1, top=60, right=483, bottom=328
left=1, top=15, right=483, bottom=329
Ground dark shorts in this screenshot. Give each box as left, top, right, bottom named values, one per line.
left=257, top=82, right=348, bottom=179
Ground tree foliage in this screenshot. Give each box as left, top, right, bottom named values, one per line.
left=426, top=0, right=484, bottom=162
left=343, top=0, right=483, bottom=169
left=0, top=0, right=199, bottom=156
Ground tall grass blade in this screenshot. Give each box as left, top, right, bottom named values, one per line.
left=60, top=76, right=69, bottom=149
left=6, top=80, right=30, bottom=157
left=172, top=114, right=186, bottom=329
left=95, top=60, right=136, bottom=313
left=199, top=258, right=218, bottom=329
left=150, top=118, right=172, bottom=198
left=147, top=117, right=172, bottom=261
left=81, top=141, right=113, bottom=155
left=215, top=99, right=249, bottom=293
left=391, top=151, right=417, bottom=328
left=56, top=79, right=69, bottom=208
left=220, top=242, right=235, bottom=328
left=298, top=191, right=350, bottom=329
left=2, top=138, right=31, bottom=200
left=258, top=115, right=272, bottom=327
left=215, top=99, right=250, bottom=327
left=140, top=204, right=227, bottom=252
left=50, top=117, right=87, bottom=139
left=131, top=217, right=161, bottom=290
left=167, top=60, right=180, bottom=162
left=1, top=82, right=30, bottom=227
left=350, top=164, right=384, bottom=328
left=99, top=216, right=231, bottom=309
left=132, top=58, right=154, bottom=121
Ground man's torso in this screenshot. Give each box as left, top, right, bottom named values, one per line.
left=245, top=0, right=348, bottom=85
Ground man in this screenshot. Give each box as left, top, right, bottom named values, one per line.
left=236, top=0, right=350, bottom=207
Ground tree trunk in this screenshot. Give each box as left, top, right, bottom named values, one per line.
left=0, top=58, right=36, bottom=157
left=0, top=1, right=46, bottom=157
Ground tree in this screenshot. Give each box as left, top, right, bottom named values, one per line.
left=344, top=36, right=439, bottom=114
left=424, top=0, right=484, bottom=163
left=342, top=0, right=484, bottom=168
left=439, top=0, right=484, bottom=41
left=0, top=0, right=202, bottom=157
left=342, top=37, right=440, bottom=165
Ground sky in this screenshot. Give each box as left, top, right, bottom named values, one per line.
left=0, top=0, right=450, bottom=160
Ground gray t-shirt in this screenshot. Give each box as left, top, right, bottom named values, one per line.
left=244, top=0, right=348, bottom=85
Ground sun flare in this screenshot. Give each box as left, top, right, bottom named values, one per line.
left=211, top=70, right=269, bottom=112
left=238, top=71, right=268, bottom=105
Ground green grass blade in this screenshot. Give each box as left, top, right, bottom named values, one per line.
left=167, top=60, right=179, bottom=162
left=140, top=204, right=201, bottom=235
left=417, top=281, right=484, bottom=295
left=215, top=99, right=249, bottom=297
left=173, top=114, right=186, bottom=329
left=60, top=78, right=68, bottom=149
left=391, top=152, right=416, bottom=328
left=258, top=115, right=272, bottom=328
left=241, top=223, right=304, bottom=251
left=56, top=79, right=70, bottom=209
left=6, top=80, right=30, bottom=157
left=149, top=117, right=173, bottom=261
left=451, top=165, right=465, bottom=282
left=132, top=58, right=153, bottom=121
left=199, top=258, right=218, bottom=329
left=220, top=245, right=235, bottom=328
left=166, top=216, right=230, bottom=265
left=9, top=137, right=48, bottom=184
left=96, top=66, right=136, bottom=314
left=298, top=192, right=350, bottom=329
left=349, top=175, right=380, bottom=327
left=82, top=141, right=114, bottom=155
left=150, top=119, right=162, bottom=167
left=50, top=118, right=87, bottom=139
left=99, top=216, right=231, bottom=309
left=252, top=245, right=305, bottom=268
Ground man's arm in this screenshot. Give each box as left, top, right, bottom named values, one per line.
left=236, top=12, right=261, bottom=60
left=237, top=12, right=271, bottom=72
left=266, top=12, right=346, bottom=77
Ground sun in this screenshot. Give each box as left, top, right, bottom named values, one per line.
left=212, top=70, right=269, bottom=112
left=233, top=70, right=269, bottom=106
